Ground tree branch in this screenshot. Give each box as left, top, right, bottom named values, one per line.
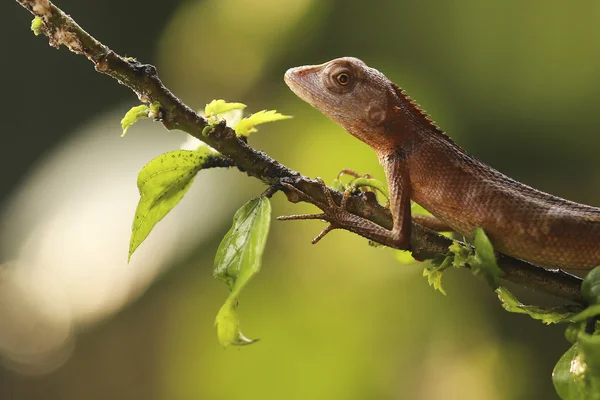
left=16, top=0, right=585, bottom=304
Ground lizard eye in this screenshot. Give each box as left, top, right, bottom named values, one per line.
left=323, top=65, right=355, bottom=92
left=336, top=73, right=350, bottom=85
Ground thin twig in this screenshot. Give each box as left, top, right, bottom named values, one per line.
left=16, top=0, right=585, bottom=304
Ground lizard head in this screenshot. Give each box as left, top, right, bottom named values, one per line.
left=284, top=57, right=401, bottom=152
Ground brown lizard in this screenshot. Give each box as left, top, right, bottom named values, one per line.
left=279, top=57, right=600, bottom=271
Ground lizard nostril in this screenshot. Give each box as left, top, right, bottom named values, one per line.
left=285, top=68, right=306, bottom=84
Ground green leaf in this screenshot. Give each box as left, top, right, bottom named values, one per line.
left=31, top=17, right=43, bottom=36
left=423, top=256, right=454, bottom=295
left=469, top=228, right=505, bottom=288
left=553, top=343, right=593, bottom=400
left=204, top=99, right=246, bottom=118
left=582, top=266, right=600, bottom=305
left=449, top=240, right=472, bottom=269
left=496, top=286, right=578, bottom=324
left=443, top=229, right=503, bottom=292
left=553, top=336, right=600, bottom=400
left=129, top=148, right=220, bottom=261
left=213, top=197, right=272, bottom=347
left=215, top=298, right=256, bottom=347
left=121, top=104, right=149, bottom=137
left=233, top=110, right=292, bottom=136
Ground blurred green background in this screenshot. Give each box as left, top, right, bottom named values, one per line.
left=3, top=0, right=600, bottom=399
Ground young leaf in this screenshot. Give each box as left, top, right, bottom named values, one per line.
left=129, top=148, right=221, bottom=261
left=121, top=104, right=149, bottom=137
left=148, top=101, right=162, bottom=119
left=204, top=99, right=246, bottom=118
left=470, top=228, right=504, bottom=288
left=434, top=231, right=503, bottom=295
left=214, top=196, right=272, bottom=347
left=31, top=16, right=44, bottom=36
left=496, top=286, right=579, bottom=324
left=449, top=240, right=472, bottom=269
left=422, top=255, right=454, bottom=295
left=233, top=110, right=292, bottom=136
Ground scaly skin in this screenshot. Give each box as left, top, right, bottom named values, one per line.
left=283, top=57, right=600, bottom=270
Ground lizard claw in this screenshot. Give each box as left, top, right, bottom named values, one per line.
left=311, top=224, right=336, bottom=244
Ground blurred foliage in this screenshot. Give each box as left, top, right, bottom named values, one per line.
left=5, top=0, right=600, bottom=399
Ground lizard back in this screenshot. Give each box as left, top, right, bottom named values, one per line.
left=407, top=129, right=600, bottom=270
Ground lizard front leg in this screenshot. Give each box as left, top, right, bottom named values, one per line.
left=278, top=159, right=412, bottom=249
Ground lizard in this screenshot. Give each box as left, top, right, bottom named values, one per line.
left=278, top=57, right=600, bottom=271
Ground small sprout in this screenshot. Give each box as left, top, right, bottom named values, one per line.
left=148, top=101, right=162, bottom=120
left=449, top=228, right=504, bottom=288
left=422, top=228, right=503, bottom=295
left=120, top=104, right=149, bottom=137
left=31, top=17, right=44, bottom=36
left=202, top=123, right=219, bottom=137
left=423, top=255, right=454, bottom=295
left=234, top=110, right=292, bottom=136
left=204, top=99, right=246, bottom=119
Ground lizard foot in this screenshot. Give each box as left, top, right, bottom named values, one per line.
left=277, top=178, right=361, bottom=244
